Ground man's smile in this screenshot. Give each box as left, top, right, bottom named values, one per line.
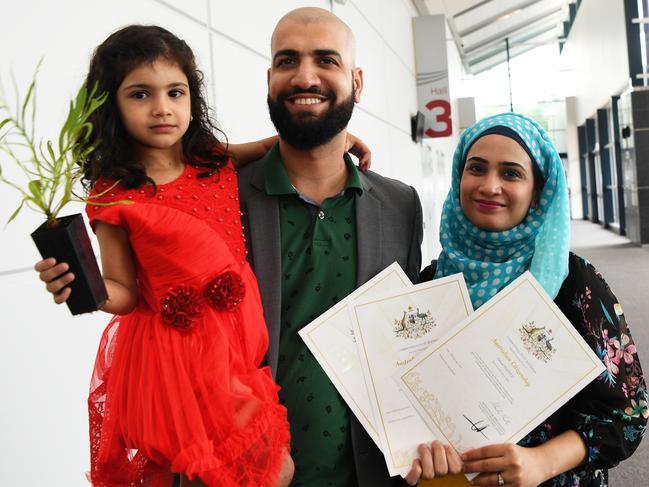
left=287, top=93, right=328, bottom=106
left=291, top=97, right=325, bottom=105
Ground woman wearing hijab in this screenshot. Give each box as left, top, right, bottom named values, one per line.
left=418, top=113, right=647, bottom=487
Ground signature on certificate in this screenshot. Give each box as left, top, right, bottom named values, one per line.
left=463, top=414, right=489, bottom=439
left=492, top=402, right=511, bottom=426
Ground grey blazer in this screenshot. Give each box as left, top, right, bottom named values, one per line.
left=238, top=152, right=423, bottom=487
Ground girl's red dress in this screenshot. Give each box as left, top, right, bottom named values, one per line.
left=85, top=163, right=289, bottom=486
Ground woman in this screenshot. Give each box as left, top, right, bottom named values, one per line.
left=419, top=113, right=647, bottom=487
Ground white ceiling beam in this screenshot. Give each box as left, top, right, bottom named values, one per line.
left=464, top=7, right=562, bottom=54
left=457, top=0, right=544, bottom=37
left=467, top=24, right=558, bottom=66
left=411, top=0, right=430, bottom=16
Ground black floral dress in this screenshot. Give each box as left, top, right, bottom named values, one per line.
left=421, top=252, right=647, bottom=486
left=519, top=253, right=647, bottom=486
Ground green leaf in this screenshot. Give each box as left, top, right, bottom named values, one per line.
left=46, top=140, right=56, bottom=164
left=600, top=300, right=615, bottom=325
left=28, top=179, right=43, bottom=199
left=6, top=198, right=26, bottom=224
left=1, top=62, right=109, bottom=224
left=20, top=79, right=36, bottom=124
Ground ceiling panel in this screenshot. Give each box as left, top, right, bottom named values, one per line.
left=420, top=0, right=573, bottom=74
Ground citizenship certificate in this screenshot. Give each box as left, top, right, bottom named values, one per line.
left=350, top=274, right=472, bottom=476
left=399, top=271, right=606, bottom=456
left=298, top=262, right=413, bottom=448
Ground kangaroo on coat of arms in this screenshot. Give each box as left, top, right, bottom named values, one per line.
left=394, top=306, right=436, bottom=339
left=519, top=321, right=556, bottom=362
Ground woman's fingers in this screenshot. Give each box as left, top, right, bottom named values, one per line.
left=446, top=444, right=464, bottom=475
left=404, top=458, right=423, bottom=486
left=430, top=441, right=449, bottom=476
left=462, top=444, right=507, bottom=472
left=418, top=442, right=436, bottom=478
left=469, top=472, right=504, bottom=486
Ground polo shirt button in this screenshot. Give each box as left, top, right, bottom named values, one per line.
left=318, top=210, right=325, bottom=220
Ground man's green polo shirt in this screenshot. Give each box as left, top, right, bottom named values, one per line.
left=264, top=144, right=361, bottom=487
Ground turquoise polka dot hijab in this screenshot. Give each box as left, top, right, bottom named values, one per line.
left=435, top=112, right=570, bottom=309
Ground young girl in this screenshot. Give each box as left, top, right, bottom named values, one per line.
left=417, top=113, right=646, bottom=487
left=33, top=24, right=323, bottom=487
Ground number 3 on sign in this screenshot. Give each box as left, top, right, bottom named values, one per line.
left=425, top=99, right=452, bottom=137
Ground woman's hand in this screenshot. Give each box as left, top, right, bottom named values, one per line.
left=344, top=132, right=371, bottom=171
left=463, top=430, right=587, bottom=487
left=404, top=441, right=463, bottom=485
left=462, top=443, right=547, bottom=487
left=34, top=258, right=75, bottom=303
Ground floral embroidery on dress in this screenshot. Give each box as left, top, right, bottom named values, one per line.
left=204, top=271, right=246, bottom=311
left=160, top=271, right=246, bottom=331
left=518, top=254, right=647, bottom=487
left=160, top=284, right=202, bottom=331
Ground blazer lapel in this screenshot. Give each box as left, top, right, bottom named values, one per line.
left=355, top=173, right=382, bottom=286
left=245, top=162, right=283, bottom=376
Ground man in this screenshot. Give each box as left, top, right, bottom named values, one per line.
left=238, top=7, right=458, bottom=487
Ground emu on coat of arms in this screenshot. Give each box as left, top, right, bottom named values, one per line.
left=393, top=306, right=436, bottom=339
left=519, top=321, right=556, bottom=362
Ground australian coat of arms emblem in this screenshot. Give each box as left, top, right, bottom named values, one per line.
left=394, top=306, right=436, bottom=339
left=519, top=321, right=556, bottom=362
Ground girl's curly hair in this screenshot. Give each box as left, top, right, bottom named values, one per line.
left=81, top=24, right=229, bottom=190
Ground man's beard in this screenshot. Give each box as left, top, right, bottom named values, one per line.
left=267, top=85, right=355, bottom=150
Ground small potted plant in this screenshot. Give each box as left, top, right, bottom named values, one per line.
left=0, top=69, right=127, bottom=314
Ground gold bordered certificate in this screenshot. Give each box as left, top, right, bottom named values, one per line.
left=350, top=274, right=473, bottom=476
left=399, top=271, right=606, bottom=459
left=298, top=262, right=413, bottom=449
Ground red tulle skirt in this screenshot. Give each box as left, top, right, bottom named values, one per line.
left=87, top=283, right=289, bottom=486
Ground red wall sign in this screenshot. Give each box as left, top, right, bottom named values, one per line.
left=425, top=99, right=452, bottom=137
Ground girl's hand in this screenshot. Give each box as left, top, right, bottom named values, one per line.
left=34, top=258, right=75, bottom=303
left=462, top=443, right=547, bottom=487
left=404, top=441, right=463, bottom=485
left=229, top=136, right=279, bottom=168
left=344, top=132, right=371, bottom=171
left=273, top=448, right=294, bottom=487
left=231, top=132, right=372, bottom=171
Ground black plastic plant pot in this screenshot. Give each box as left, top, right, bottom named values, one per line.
left=31, top=213, right=107, bottom=315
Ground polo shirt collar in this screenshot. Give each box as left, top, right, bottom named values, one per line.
left=263, top=142, right=363, bottom=196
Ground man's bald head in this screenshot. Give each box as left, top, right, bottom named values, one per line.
left=271, top=7, right=356, bottom=66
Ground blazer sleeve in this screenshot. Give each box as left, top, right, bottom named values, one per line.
left=405, top=186, right=423, bottom=284
left=556, top=254, right=647, bottom=469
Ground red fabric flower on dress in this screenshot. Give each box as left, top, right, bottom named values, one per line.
left=204, top=270, right=246, bottom=311
left=160, top=285, right=202, bottom=331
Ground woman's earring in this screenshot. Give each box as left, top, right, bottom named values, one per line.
left=530, top=191, right=539, bottom=208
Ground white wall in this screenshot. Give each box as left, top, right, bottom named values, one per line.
left=560, top=0, right=630, bottom=125
left=0, top=1, right=459, bottom=485
left=419, top=19, right=471, bottom=260
left=565, top=96, right=584, bottom=219
left=559, top=0, right=630, bottom=223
